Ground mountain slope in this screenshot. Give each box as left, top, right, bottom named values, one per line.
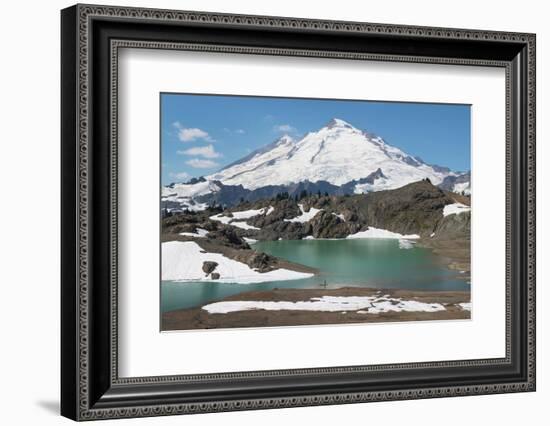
left=208, top=118, right=456, bottom=193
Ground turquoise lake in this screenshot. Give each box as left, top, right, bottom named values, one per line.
left=161, top=239, right=469, bottom=313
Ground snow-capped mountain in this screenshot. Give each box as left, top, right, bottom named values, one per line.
left=209, top=118, right=455, bottom=192
left=162, top=118, right=469, bottom=210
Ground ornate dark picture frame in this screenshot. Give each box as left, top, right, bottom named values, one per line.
left=61, top=4, right=536, bottom=421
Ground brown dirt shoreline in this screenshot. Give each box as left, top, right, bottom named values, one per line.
left=418, top=237, right=471, bottom=281
left=161, top=287, right=470, bottom=331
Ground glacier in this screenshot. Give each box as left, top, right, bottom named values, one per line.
left=209, top=118, right=456, bottom=191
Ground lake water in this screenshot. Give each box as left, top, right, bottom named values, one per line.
left=161, top=239, right=469, bottom=313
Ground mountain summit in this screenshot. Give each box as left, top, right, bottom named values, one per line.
left=208, top=118, right=457, bottom=192
left=325, top=117, right=356, bottom=129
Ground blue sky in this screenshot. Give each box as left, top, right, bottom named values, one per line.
left=161, top=93, right=470, bottom=185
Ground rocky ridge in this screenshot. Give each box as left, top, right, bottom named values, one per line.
left=163, top=179, right=470, bottom=245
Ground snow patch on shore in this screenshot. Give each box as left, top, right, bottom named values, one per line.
left=203, top=295, right=446, bottom=314
left=179, top=228, right=209, bottom=238
left=285, top=204, right=322, bottom=223
left=162, top=241, right=313, bottom=283
left=346, top=227, right=420, bottom=240
left=458, top=302, right=472, bottom=311
left=443, top=203, right=471, bottom=217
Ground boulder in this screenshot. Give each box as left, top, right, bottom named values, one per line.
left=202, top=261, right=218, bottom=275
left=248, top=252, right=272, bottom=272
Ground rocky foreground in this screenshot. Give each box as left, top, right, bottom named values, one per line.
left=162, top=287, right=471, bottom=331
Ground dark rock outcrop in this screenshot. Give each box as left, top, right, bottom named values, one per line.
left=306, top=211, right=363, bottom=239
left=351, top=180, right=456, bottom=236
left=206, top=228, right=249, bottom=249
left=249, top=200, right=301, bottom=227
left=256, top=221, right=308, bottom=241
left=433, top=211, right=471, bottom=240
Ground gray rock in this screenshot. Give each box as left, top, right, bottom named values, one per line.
left=248, top=252, right=271, bottom=272
left=202, top=261, right=218, bottom=274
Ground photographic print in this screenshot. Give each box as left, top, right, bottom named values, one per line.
left=61, top=7, right=536, bottom=418
left=160, top=94, right=472, bottom=331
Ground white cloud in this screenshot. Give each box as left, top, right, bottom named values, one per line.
left=185, top=158, right=220, bottom=169
left=273, top=124, right=297, bottom=133
left=235, top=129, right=246, bottom=134
left=177, top=144, right=221, bottom=159
left=168, top=171, right=190, bottom=181
left=178, top=128, right=213, bottom=142
left=172, top=122, right=214, bottom=142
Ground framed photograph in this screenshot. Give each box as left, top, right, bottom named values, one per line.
left=61, top=4, right=536, bottom=421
